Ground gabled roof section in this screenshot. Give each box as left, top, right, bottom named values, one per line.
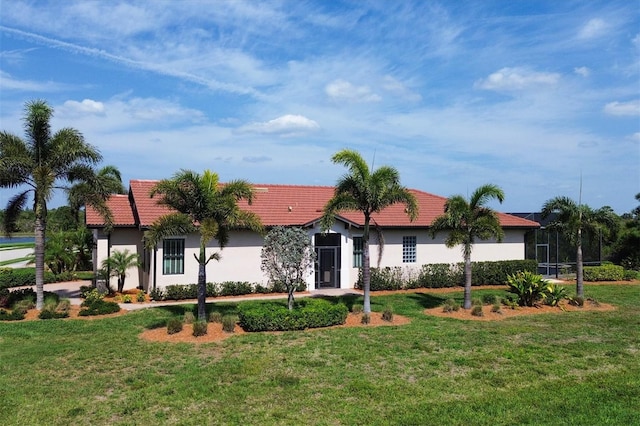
left=85, top=194, right=135, bottom=227
left=86, top=181, right=540, bottom=229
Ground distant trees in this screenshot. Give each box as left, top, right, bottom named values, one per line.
left=610, top=193, right=640, bottom=270
left=430, top=184, right=505, bottom=309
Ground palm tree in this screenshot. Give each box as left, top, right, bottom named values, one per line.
left=101, top=249, right=141, bottom=293
left=541, top=196, right=618, bottom=298
left=0, top=100, right=103, bottom=309
left=144, top=169, right=263, bottom=321
left=67, top=165, right=126, bottom=224
left=321, top=149, right=418, bottom=314
left=430, top=184, right=505, bottom=309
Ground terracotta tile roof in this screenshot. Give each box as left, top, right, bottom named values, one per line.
left=85, top=194, right=135, bottom=226
left=86, top=181, right=540, bottom=229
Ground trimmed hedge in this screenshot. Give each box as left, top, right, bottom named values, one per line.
left=79, top=299, right=121, bottom=316
left=356, top=260, right=538, bottom=291
left=0, top=267, right=77, bottom=290
left=583, top=264, right=625, bottom=281
left=158, top=281, right=307, bottom=301
left=238, top=298, right=348, bottom=332
left=0, top=288, right=59, bottom=309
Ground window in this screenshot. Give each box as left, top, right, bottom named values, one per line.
left=402, top=236, right=416, bottom=263
left=163, top=239, right=184, bottom=275
left=353, top=237, right=363, bottom=268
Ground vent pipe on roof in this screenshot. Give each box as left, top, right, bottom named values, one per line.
left=288, top=206, right=293, bottom=212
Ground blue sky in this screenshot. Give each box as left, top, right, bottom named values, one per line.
left=1, top=0, right=638, bottom=214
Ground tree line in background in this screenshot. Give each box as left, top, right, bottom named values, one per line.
left=1, top=99, right=639, bottom=313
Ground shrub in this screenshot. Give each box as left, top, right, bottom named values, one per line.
left=78, top=300, right=120, bottom=316
left=192, top=320, right=208, bottom=337
left=13, top=298, right=35, bottom=312
left=0, top=267, right=72, bottom=290
left=183, top=311, right=195, bottom=324
left=361, top=313, right=371, bottom=325
left=623, top=269, right=639, bottom=280
left=544, top=284, right=567, bottom=307
left=149, top=288, right=164, bottom=301
left=122, top=295, right=132, bottom=303
left=0, top=308, right=25, bottom=321
left=471, top=306, right=484, bottom=317
left=136, top=291, right=146, bottom=302
left=583, top=264, right=625, bottom=282
left=38, top=309, right=69, bottom=320
left=164, top=284, right=198, bottom=301
left=491, top=303, right=502, bottom=314
left=381, top=306, right=393, bottom=322
left=254, top=283, right=270, bottom=294
left=0, top=288, right=9, bottom=308
left=83, top=289, right=104, bottom=305
left=472, top=297, right=483, bottom=307
left=166, top=318, right=183, bottom=335
left=238, top=298, right=348, bottom=332
left=56, top=299, right=71, bottom=313
left=79, top=285, right=94, bottom=298
left=442, top=298, right=460, bottom=313
left=222, top=315, right=236, bottom=333
left=351, top=304, right=363, bottom=314
left=506, top=271, right=549, bottom=307
left=209, top=311, right=223, bottom=323
left=219, top=281, right=253, bottom=297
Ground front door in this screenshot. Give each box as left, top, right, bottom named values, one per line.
left=318, top=247, right=337, bottom=288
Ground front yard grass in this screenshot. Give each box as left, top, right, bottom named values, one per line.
left=1, top=283, right=639, bottom=425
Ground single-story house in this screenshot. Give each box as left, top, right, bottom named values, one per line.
left=86, top=180, right=540, bottom=293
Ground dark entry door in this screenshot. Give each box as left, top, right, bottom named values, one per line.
left=318, top=247, right=337, bottom=288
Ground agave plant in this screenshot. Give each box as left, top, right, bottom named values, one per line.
left=506, top=271, right=549, bottom=307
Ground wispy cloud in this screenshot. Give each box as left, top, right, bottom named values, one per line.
left=577, top=18, right=608, bottom=39
left=0, top=70, right=71, bottom=92
left=325, top=79, right=381, bottom=103
left=475, top=67, right=561, bottom=92
left=603, top=100, right=640, bottom=116
left=238, top=114, right=320, bottom=136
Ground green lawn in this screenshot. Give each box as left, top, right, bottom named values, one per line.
left=1, top=284, right=639, bottom=425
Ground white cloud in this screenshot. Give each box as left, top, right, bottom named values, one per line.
left=578, top=18, right=608, bottom=40
left=574, top=67, right=590, bottom=77
left=61, top=99, right=105, bottom=115
left=603, top=100, right=640, bottom=116
left=630, top=133, right=640, bottom=142
left=0, top=70, right=69, bottom=92
left=475, top=67, right=560, bottom=91
left=382, top=76, right=422, bottom=102
left=239, top=114, right=320, bottom=136
left=325, top=79, right=381, bottom=102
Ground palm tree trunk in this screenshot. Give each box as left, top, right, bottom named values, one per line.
left=576, top=228, right=584, bottom=298
left=197, top=242, right=207, bottom=321
left=464, top=253, right=472, bottom=309
left=363, top=238, right=371, bottom=313
left=34, top=209, right=46, bottom=310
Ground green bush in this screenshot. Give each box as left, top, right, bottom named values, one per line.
left=164, top=284, right=198, bottom=301
left=491, top=303, right=502, bottom=313
left=583, top=264, right=625, bottom=281
left=222, top=315, right=236, bottom=333
left=38, top=309, right=69, bottom=320
left=209, top=311, right=223, bottom=323
left=166, top=318, right=183, bottom=335
left=442, top=298, right=460, bottom=313
left=0, top=308, right=25, bottom=321
left=351, top=304, right=363, bottom=314
left=382, top=306, right=393, bottom=322
left=0, top=267, right=76, bottom=290
left=83, top=288, right=104, bottom=305
left=192, top=320, right=208, bottom=337
left=149, top=288, right=165, bottom=301
left=136, top=291, right=146, bottom=302
left=506, top=271, right=549, bottom=307
left=238, top=298, right=348, bottom=332
left=471, top=306, right=484, bottom=317
left=544, top=284, right=567, bottom=307
left=78, top=299, right=120, bottom=316
left=361, top=313, right=371, bottom=325
left=219, top=281, right=253, bottom=297
left=183, top=311, right=195, bottom=324
left=623, top=269, right=639, bottom=280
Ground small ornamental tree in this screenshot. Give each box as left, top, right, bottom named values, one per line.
left=261, top=226, right=316, bottom=310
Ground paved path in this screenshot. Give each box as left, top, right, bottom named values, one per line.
left=0, top=247, right=33, bottom=268
left=24, top=281, right=364, bottom=310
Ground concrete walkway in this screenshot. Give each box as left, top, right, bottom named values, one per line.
left=28, top=281, right=364, bottom=311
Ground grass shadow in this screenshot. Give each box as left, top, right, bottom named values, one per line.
left=405, top=292, right=449, bottom=309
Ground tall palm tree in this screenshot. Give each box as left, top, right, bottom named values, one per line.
left=101, top=249, right=141, bottom=293
left=144, top=169, right=263, bottom=321
left=541, top=196, right=617, bottom=298
left=430, top=184, right=505, bottom=309
left=68, top=165, right=126, bottom=224
left=321, top=149, right=418, bottom=314
left=0, top=100, right=103, bottom=309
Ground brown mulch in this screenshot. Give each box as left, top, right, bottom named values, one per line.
left=139, top=312, right=411, bottom=344
left=425, top=300, right=615, bottom=321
